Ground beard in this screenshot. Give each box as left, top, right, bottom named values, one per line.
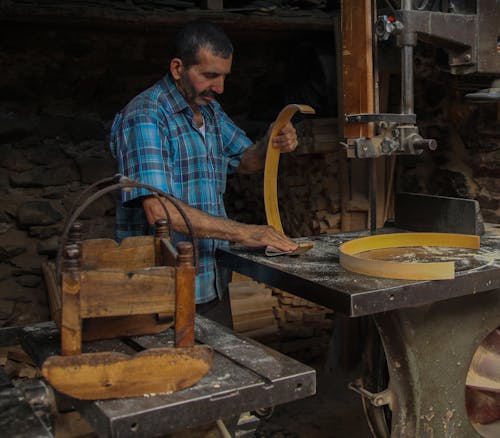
left=178, top=73, right=214, bottom=106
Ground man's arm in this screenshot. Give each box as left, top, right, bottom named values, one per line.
left=237, top=122, right=298, bottom=174
left=142, top=197, right=297, bottom=251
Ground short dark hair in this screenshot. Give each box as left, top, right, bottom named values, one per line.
left=171, top=20, right=233, bottom=67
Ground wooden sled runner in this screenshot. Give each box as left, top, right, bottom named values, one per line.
left=42, top=177, right=213, bottom=400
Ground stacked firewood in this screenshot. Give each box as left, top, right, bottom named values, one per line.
left=0, top=345, right=39, bottom=379
left=295, top=117, right=339, bottom=155
left=271, top=289, right=333, bottom=360
left=229, top=274, right=279, bottom=339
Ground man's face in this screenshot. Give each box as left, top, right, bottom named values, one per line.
left=171, top=47, right=232, bottom=108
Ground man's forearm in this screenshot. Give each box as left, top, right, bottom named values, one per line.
left=143, top=196, right=243, bottom=240
left=236, top=139, right=267, bottom=174
left=237, top=122, right=299, bottom=174
left=142, top=196, right=297, bottom=251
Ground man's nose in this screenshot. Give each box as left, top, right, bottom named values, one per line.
left=212, top=77, right=225, bottom=94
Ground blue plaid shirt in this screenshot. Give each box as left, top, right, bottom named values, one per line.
left=109, top=74, right=252, bottom=304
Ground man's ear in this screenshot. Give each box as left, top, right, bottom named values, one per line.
left=170, top=58, right=184, bottom=80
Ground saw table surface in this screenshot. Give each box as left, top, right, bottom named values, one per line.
left=217, top=225, right=500, bottom=317
left=21, top=316, right=315, bottom=437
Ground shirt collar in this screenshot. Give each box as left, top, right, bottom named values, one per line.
left=160, top=74, right=189, bottom=114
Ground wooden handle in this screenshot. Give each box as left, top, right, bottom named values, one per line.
left=174, top=242, right=196, bottom=347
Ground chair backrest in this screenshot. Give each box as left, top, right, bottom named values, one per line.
left=60, top=221, right=194, bottom=355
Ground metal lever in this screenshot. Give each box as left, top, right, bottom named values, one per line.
left=348, top=382, right=393, bottom=408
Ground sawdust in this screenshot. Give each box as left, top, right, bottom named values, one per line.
left=230, top=229, right=499, bottom=295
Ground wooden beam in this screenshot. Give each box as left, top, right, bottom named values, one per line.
left=0, top=5, right=335, bottom=33
left=341, top=0, right=374, bottom=139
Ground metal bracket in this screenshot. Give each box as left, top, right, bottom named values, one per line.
left=393, top=10, right=478, bottom=74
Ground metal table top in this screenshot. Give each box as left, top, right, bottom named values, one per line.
left=21, top=316, right=315, bottom=437
left=216, top=226, right=500, bottom=317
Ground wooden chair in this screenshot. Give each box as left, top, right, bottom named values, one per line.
left=41, top=178, right=212, bottom=400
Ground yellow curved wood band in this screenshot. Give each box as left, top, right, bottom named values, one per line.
left=339, top=233, right=480, bottom=280
left=264, top=104, right=315, bottom=233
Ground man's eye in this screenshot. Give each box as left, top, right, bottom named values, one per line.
left=204, top=73, right=220, bottom=79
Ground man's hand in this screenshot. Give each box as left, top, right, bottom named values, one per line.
left=271, top=121, right=298, bottom=153
left=239, top=224, right=298, bottom=252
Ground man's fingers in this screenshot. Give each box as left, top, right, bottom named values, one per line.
left=272, top=123, right=298, bottom=152
left=242, top=225, right=297, bottom=251
left=266, top=229, right=298, bottom=251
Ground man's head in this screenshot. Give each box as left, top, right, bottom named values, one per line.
left=170, top=20, right=233, bottom=108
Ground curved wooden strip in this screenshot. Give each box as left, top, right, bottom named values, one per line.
left=339, top=232, right=480, bottom=280
left=42, top=345, right=213, bottom=400
left=264, top=104, right=315, bottom=233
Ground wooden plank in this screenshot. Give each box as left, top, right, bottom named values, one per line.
left=79, top=267, right=175, bottom=318
left=231, top=272, right=253, bottom=282
left=42, top=261, right=173, bottom=338
left=231, top=296, right=278, bottom=315
left=81, top=236, right=155, bottom=270
left=6, top=345, right=36, bottom=366
left=341, top=0, right=374, bottom=139
left=240, top=324, right=279, bottom=339
left=233, top=310, right=275, bottom=324
left=234, top=315, right=276, bottom=333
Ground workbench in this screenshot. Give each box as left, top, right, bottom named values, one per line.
left=217, top=225, right=500, bottom=437
left=19, top=315, right=315, bottom=437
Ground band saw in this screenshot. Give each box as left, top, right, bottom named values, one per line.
left=217, top=0, right=500, bottom=436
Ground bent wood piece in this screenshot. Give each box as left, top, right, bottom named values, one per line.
left=339, top=232, right=480, bottom=280
left=264, top=104, right=315, bottom=234
left=41, top=346, right=213, bottom=400
left=264, top=104, right=316, bottom=257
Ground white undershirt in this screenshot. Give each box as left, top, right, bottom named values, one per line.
left=199, top=121, right=206, bottom=140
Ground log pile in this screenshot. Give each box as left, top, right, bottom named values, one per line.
left=229, top=274, right=279, bottom=339
left=278, top=150, right=341, bottom=237
left=271, top=289, right=333, bottom=361
left=0, top=345, right=39, bottom=379
left=295, top=117, right=339, bottom=155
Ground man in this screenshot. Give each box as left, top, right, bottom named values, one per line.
left=110, top=20, right=298, bottom=327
